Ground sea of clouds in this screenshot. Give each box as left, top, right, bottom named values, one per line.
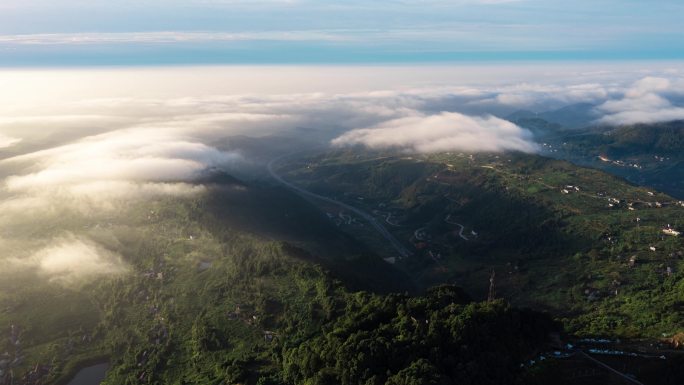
left=0, top=64, right=682, bottom=284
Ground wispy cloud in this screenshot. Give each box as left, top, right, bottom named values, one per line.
left=0, top=26, right=568, bottom=51
left=0, top=31, right=353, bottom=45
left=6, top=235, right=130, bottom=286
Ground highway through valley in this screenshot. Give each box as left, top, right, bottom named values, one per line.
left=267, top=155, right=411, bottom=259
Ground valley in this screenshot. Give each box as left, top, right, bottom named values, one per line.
left=2, top=143, right=683, bottom=385
left=0, top=183, right=554, bottom=385
left=2, top=1, right=683, bottom=383
left=274, top=150, right=684, bottom=339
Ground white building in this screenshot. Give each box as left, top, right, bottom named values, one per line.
left=663, top=228, right=681, bottom=236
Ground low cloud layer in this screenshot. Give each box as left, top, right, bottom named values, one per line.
left=22, top=236, right=129, bottom=285
left=0, top=133, right=21, bottom=148
left=4, top=128, right=241, bottom=193
left=332, top=112, right=538, bottom=153
left=1, top=65, right=683, bottom=284
left=597, top=77, right=684, bottom=125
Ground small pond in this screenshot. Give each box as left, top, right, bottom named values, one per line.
left=67, top=363, right=109, bottom=385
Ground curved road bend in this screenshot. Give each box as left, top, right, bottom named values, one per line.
left=267, top=155, right=411, bottom=258
left=578, top=351, right=645, bottom=385
left=444, top=215, right=469, bottom=241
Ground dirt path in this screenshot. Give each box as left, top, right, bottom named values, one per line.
left=444, top=215, right=469, bottom=240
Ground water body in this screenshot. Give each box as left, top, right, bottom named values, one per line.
left=67, top=363, right=109, bottom=385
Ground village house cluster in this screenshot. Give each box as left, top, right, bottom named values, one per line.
left=597, top=155, right=642, bottom=169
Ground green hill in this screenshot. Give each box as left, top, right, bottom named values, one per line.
left=278, top=150, right=684, bottom=337
left=604, top=121, right=684, bottom=155
left=506, top=103, right=600, bottom=130
left=543, top=120, right=684, bottom=198
left=0, top=174, right=556, bottom=385
left=556, top=120, right=684, bottom=157
left=2, top=150, right=683, bottom=384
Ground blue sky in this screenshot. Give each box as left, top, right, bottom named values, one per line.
left=0, top=0, right=682, bottom=66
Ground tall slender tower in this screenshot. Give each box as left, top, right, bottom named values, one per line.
left=488, top=270, right=496, bottom=302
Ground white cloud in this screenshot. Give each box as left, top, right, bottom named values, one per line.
left=30, top=236, right=129, bottom=285
left=0, top=31, right=351, bottom=45
left=0, top=133, right=21, bottom=148
left=331, top=111, right=538, bottom=153
left=4, top=129, right=240, bottom=191
left=0, top=0, right=300, bottom=10
left=625, top=77, right=671, bottom=98
left=597, top=76, right=684, bottom=125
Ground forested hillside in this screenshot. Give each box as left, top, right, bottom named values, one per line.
left=280, top=151, right=684, bottom=337
left=0, top=176, right=553, bottom=385
left=510, top=118, right=684, bottom=198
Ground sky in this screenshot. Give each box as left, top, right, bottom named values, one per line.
left=0, top=0, right=683, bottom=65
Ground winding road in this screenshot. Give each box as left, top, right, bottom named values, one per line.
left=267, top=155, right=412, bottom=258
left=444, top=215, right=469, bottom=240
left=578, top=351, right=645, bottom=385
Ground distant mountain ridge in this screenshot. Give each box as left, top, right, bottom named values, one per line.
left=505, top=102, right=684, bottom=199
left=603, top=120, right=684, bottom=155
left=542, top=120, right=684, bottom=198
left=507, top=102, right=600, bottom=130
